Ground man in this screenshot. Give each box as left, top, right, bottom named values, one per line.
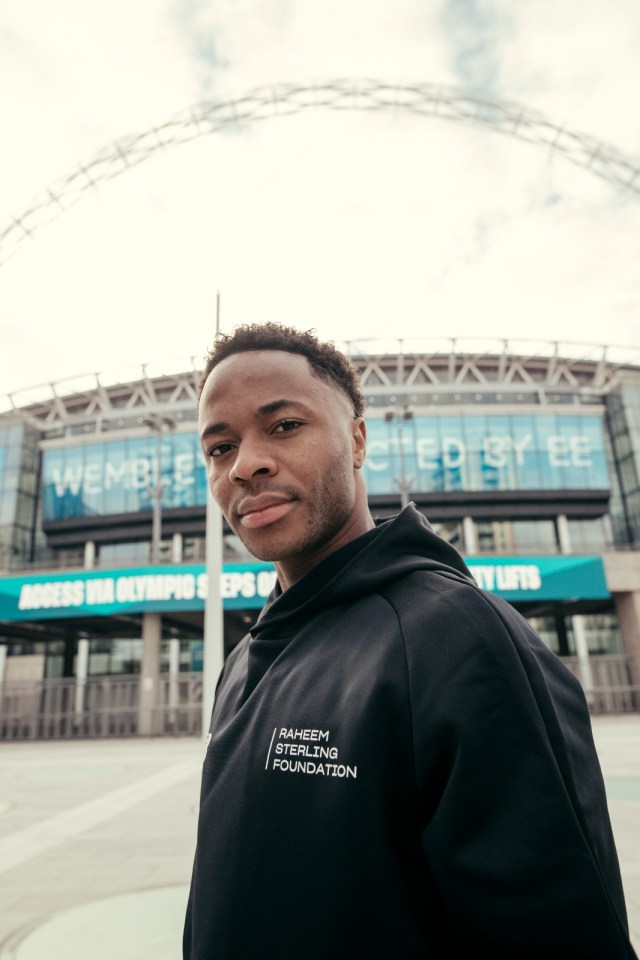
left=184, top=322, right=636, bottom=959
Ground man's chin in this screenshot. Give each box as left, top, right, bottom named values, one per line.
left=235, top=526, right=312, bottom=565
left=233, top=531, right=285, bottom=564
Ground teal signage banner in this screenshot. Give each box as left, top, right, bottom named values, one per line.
left=465, top=555, right=610, bottom=602
left=0, top=555, right=609, bottom=622
left=0, top=563, right=278, bottom=622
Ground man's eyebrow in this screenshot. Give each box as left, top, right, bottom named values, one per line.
left=200, top=421, right=229, bottom=444
left=256, top=399, right=313, bottom=417
left=199, top=400, right=312, bottom=445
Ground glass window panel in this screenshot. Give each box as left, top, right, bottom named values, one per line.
left=183, top=536, right=205, bottom=561
left=60, top=447, right=85, bottom=519
left=0, top=489, right=16, bottom=524
left=437, top=416, right=465, bottom=492
left=383, top=415, right=419, bottom=495
left=534, top=414, right=575, bottom=489
left=361, top=419, right=391, bottom=495
left=478, top=520, right=505, bottom=552
left=511, top=520, right=557, bottom=553
left=43, top=446, right=86, bottom=519
left=15, top=493, right=35, bottom=528
left=2, top=467, right=20, bottom=494
left=567, top=613, right=622, bottom=656
left=482, top=416, right=517, bottom=490
left=410, top=417, right=438, bottom=493
left=567, top=518, right=608, bottom=552
left=459, top=417, right=484, bottom=492
left=99, top=541, right=149, bottom=564
left=102, top=439, right=128, bottom=514
left=82, top=443, right=106, bottom=517
left=171, top=432, right=197, bottom=508
left=111, top=638, right=142, bottom=674
left=42, top=449, right=62, bottom=520
left=461, top=416, right=486, bottom=452
left=195, top=450, right=209, bottom=505
left=88, top=639, right=111, bottom=675
left=5, top=445, right=22, bottom=469
left=126, top=436, right=154, bottom=514
left=3, top=425, right=23, bottom=446
left=158, top=435, right=175, bottom=510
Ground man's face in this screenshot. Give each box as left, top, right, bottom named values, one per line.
left=198, top=350, right=371, bottom=585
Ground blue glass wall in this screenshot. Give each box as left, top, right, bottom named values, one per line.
left=363, top=413, right=608, bottom=495
left=43, top=432, right=206, bottom=521
left=41, top=413, right=609, bottom=521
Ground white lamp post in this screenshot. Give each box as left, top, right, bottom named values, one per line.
left=202, top=490, right=225, bottom=739
left=384, top=406, right=415, bottom=508
left=142, top=414, right=176, bottom=562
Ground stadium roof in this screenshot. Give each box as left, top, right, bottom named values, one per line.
left=2, top=337, right=639, bottom=433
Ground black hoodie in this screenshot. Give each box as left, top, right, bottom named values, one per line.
left=184, top=505, right=636, bottom=959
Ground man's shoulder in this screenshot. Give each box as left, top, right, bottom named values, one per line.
left=380, top=564, right=537, bottom=647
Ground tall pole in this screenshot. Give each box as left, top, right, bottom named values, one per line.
left=202, top=295, right=225, bottom=739
left=140, top=413, right=175, bottom=735
left=143, top=414, right=176, bottom=563
left=151, top=427, right=163, bottom=562
left=396, top=418, right=410, bottom=509
left=385, top=406, right=415, bottom=509
left=202, top=491, right=225, bottom=739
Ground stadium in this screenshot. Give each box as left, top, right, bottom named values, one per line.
left=1, top=336, right=639, bottom=739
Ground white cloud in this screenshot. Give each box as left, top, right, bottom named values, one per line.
left=487, top=0, right=640, bottom=152
left=0, top=0, right=639, bottom=396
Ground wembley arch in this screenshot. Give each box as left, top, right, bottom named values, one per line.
left=1, top=78, right=640, bottom=267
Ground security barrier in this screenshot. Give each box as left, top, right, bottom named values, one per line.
left=0, top=659, right=637, bottom=740
left=0, top=672, right=203, bottom=740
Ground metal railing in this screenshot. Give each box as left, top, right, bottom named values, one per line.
left=563, top=655, right=640, bottom=714
left=0, top=671, right=203, bottom=740
left=154, top=673, right=203, bottom=736
left=0, top=658, right=637, bottom=741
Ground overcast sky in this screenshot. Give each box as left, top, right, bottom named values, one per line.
left=1, top=0, right=639, bottom=399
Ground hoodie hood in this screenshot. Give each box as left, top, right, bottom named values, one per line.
left=250, top=503, right=474, bottom=641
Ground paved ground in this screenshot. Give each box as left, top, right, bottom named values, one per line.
left=0, top=716, right=638, bottom=958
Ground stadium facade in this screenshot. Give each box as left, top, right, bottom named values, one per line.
left=1, top=338, right=640, bottom=738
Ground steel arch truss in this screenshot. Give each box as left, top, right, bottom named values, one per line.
left=2, top=79, right=640, bottom=266
left=4, top=337, right=640, bottom=434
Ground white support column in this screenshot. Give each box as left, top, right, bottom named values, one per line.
left=74, top=638, right=90, bottom=719
left=613, top=590, right=640, bottom=701
left=556, top=514, right=572, bottom=555
left=171, top=532, right=183, bottom=564
left=84, top=540, right=96, bottom=569
left=139, top=613, right=162, bottom=736
left=168, top=637, right=180, bottom=729
left=462, top=516, right=478, bottom=556
left=572, top=615, right=595, bottom=704
left=203, top=490, right=225, bottom=741
left=0, top=645, right=7, bottom=720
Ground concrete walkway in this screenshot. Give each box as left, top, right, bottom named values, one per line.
left=0, top=717, right=638, bottom=957
left=0, top=738, right=201, bottom=958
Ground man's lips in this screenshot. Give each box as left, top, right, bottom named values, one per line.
left=236, top=496, right=296, bottom=529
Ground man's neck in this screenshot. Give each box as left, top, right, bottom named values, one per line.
left=275, top=511, right=375, bottom=591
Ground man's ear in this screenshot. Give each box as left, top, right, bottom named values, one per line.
left=352, top=417, right=367, bottom=469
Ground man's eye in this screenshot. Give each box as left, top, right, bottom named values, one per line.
left=273, top=420, right=303, bottom=433
left=208, top=442, right=234, bottom=458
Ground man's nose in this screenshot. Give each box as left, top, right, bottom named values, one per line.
left=229, top=439, right=277, bottom=483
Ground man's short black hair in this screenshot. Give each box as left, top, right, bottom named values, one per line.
left=198, top=322, right=365, bottom=417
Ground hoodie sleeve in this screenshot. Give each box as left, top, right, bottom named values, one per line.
left=399, top=573, right=636, bottom=960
